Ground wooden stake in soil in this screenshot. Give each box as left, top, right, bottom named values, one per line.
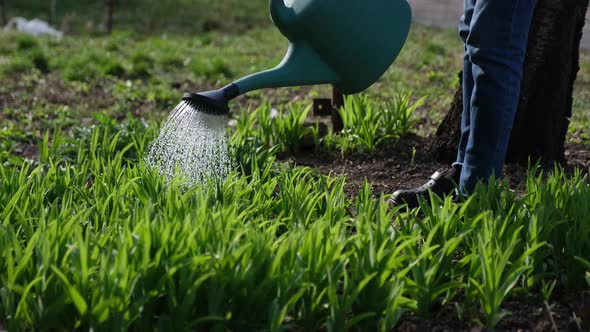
left=432, top=0, right=590, bottom=165
left=331, top=86, right=345, bottom=132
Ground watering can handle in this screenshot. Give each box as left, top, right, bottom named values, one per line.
left=270, top=0, right=295, bottom=29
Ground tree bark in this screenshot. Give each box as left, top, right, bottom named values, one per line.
left=432, top=71, right=463, bottom=162
left=431, top=0, right=589, bottom=166
left=48, top=0, right=57, bottom=26
left=105, top=0, right=114, bottom=34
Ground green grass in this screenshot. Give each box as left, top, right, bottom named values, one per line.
left=1, top=24, right=588, bottom=143
left=4, top=0, right=270, bottom=35
left=0, top=113, right=589, bottom=330
left=1, top=3, right=590, bottom=329
left=0, top=22, right=465, bottom=135
left=324, top=92, right=424, bottom=155
left=229, top=92, right=423, bottom=157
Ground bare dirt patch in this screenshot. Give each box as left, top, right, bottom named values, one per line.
left=291, top=135, right=590, bottom=199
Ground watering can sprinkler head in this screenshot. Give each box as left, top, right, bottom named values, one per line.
left=182, top=83, right=240, bottom=116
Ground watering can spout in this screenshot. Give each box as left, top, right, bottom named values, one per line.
left=182, top=0, right=412, bottom=116
left=232, top=42, right=339, bottom=96
left=182, top=42, right=339, bottom=115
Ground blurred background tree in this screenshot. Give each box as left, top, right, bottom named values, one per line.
left=1, top=0, right=6, bottom=25
left=48, top=0, right=56, bottom=25
left=1, top=0, right=269, bottom=34
left=105, top=0, right=113, bottom=34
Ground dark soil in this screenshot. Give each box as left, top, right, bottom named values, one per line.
left=291, top=134, right=445, bottom=198
left=394, top=289, right=590, bottom=332
left=291, top=134, right=590, bottom=199
left=0, top=73, right=116, bottom=113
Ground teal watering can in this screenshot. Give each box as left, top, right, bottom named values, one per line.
left=183, top=0, right=412, bottom=114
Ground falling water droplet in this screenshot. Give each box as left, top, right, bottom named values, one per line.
left=145, top=101, right=231, bottom=187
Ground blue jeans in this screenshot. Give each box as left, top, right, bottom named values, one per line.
left=454, top=0, right=537, bottom=194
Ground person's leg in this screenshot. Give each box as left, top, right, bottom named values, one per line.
left=390, top=0, right=475, bottom=207
left=455, top=0, right=477, bottom=167
left=459, top=0, right=537, bottom=194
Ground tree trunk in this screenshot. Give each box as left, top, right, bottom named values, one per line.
left=105, top=0, right=114, bottom=34
left=0, top=0, right=6, bottom=26
left=431, top=71, right=464, bottom=162
left=48, top=0, right=56, bottom=26
left=431, top=0, right=589, bottom=166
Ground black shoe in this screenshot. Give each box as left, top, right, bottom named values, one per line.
left=390, top=165, right=461, bottom=208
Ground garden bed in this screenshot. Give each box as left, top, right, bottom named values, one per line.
left=1, top=20, right=590, bottom=330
